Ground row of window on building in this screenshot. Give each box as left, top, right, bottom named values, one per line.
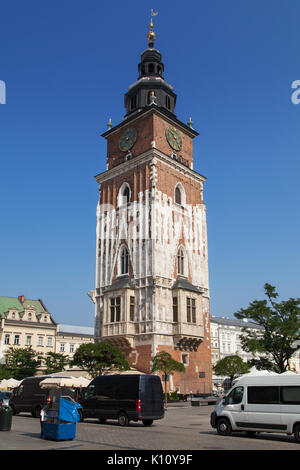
left=107, top=295, right=197, bottom=324
left=4, top=333, right=76, bottom=353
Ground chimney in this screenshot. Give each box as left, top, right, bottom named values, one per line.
left=18, top=295, right=25, bottom=304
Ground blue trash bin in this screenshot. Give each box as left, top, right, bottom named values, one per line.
left=42, top=398, right=81, bottom=441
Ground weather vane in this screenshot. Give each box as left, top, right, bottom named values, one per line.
left=147, top=9, right=158, bottom=47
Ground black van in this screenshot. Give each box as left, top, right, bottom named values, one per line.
left=79, top=374, right=164, bottom=426
left=10, top=376, right=74, bottom=418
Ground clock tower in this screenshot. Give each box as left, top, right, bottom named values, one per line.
left=92, top=17, right=212, bottom=394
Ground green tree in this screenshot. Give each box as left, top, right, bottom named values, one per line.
left=0, top=365, right=12, bottom=380
left=213, top=355, right=249, bottom=387
left=152, top=351, right=185, bottom=404
left=234, top=283, right=300, bottom=373
left=71, top=342, right=130, bottom=377
left=5, top=346, right=41, bottom=380
left=43, top=352, right=70, bottom=374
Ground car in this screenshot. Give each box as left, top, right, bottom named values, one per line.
left=0, top=390, right=13, bottom=407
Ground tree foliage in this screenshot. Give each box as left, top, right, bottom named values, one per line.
left=213, top=355, right=249, bottom=386
left=71, top=342, right=130, bottom=377
left=234, top=283, right=300, bottom=373
left=152, top=351, right=185, bottom=401
left=5, top=346, right=41, bottom=380
left=43, top=352, right=69, bottom=374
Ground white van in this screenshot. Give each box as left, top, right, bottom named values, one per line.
left=210, top=375, right=300, bottom=443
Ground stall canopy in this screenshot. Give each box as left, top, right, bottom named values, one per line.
left=40, top=376, right=89, bottom=389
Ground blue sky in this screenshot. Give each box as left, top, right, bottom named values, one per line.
left=0, top=1, right=299, bottom=327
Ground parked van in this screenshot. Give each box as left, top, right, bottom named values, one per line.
left=210, top=375, right=300, bottom=443
left=79, top=374, right=164, bottom=426
left=10, top=376, right=75, bottom=418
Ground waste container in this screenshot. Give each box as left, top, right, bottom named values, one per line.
left=41, top=398, right=81, bottom=441
left=0, top=405, right=13, bottom=431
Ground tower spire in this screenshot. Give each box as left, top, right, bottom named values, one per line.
left=146, top=9, right=158, bottom=47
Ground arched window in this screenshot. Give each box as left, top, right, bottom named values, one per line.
left=118, top=183, right=131, bottom=206
left=175, top=186, right=182, bottom=205
left=174, top=183, right=186, bottom=206
left=177, top=247, right=185, bottom=276
left=120, top=246, right=129, bottom=275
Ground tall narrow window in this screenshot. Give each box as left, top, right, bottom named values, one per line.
left=177, top=247, right=184, bottom=275
left=14, top=335, right=20, bottom=345
left=130, top=296, right=135, bottom=321
left=110, top=297, right=121, bottom=322
left=186, top=298, right=196, bottom=323
left=175, top=186, right=181, bottom=205
left=130, top=95, right=137, bottom=110
left=187, top=298, right=191, bottom=323
left=166, top=95, right=171, bottom=110
left=4, top=334, right=10, bottom=345
left=120, top=247, right=129, bottom=274
left=173, top=297, right=178, bottom=322
left=123, top=186, right=130, bottom=204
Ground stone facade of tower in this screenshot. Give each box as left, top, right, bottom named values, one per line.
left=91, top=28, right=212, bottom=394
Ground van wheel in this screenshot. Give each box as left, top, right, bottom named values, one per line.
left=99, top=418, right=106, bottom=424
left=294, top=424, right=300, bottom=443
left=78, top=410, right=84, bottom=422
left=216, top=418, right=232, bottom=436
left=118, top=412, right=129, bottom=426
left=142, top=419, right=153, bottom=427
left=32, top=406, right=41, bottom=418
left=10, top=405, right=17, bottom=416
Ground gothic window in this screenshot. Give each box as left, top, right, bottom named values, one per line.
left=186, top=298, right=196, bottom=324
left=173, top=297, right=178, bottom=322
left=174, top=183, right=186, bottom=206
left=175, top=186, right=182, bottom=205
left=110, top=297, right=121, bottom=322
left=123, top=186, right=130, bottom=203
left=120, top=246, right=129, bottom=274
left=177, top=247, right=185, bottom=276
left=118, top=183, right=131, bottom=206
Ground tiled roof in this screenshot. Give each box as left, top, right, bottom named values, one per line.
left=0, top=296, right=24, bottom=318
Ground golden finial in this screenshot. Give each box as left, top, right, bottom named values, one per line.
left=147, top=9, right=158, bottom=47
left=107, top=118, right=112, bottom=130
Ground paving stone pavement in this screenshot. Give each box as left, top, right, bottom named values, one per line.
left=0, top=405, right=299, bottom=451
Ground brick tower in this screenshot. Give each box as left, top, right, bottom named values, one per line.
left=91, top=17, right=212, bottom=394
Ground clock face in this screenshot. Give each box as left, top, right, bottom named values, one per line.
left=119, top=127, right=138, bottom=152
left=166, top=126, right=182, bottom=151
